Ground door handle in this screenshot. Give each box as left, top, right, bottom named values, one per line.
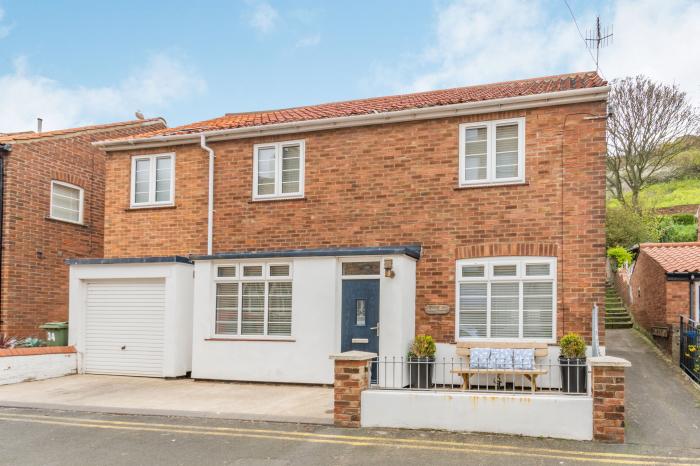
left=370, top=323, right=379, bottom=336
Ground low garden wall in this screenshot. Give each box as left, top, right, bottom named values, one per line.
left=0, top=346, right=77, bottom=385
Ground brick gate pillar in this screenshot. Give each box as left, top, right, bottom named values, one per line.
left=589, top=356, right=632, bottom=443
left=329, top=351, right=376, bottom=428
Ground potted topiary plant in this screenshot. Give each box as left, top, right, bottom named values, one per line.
left=559, top=332, right=587, bottom=393
left=408, top=335, right=436, bottom=388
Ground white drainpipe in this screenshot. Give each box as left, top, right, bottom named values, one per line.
left=200, top=134, right=215, bottom=255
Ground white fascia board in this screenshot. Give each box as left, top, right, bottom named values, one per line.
left=97, top=87, right=609, bottom=152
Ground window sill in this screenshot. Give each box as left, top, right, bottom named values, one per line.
left=249, top=196, right=306, bottom=204
left=455, top=180, right=528, bottom=190
left=45, top=216, right=88, bottom=227
left=205, top=337, right=296, bottom=342
left=125, top=204, right=176, bottom=212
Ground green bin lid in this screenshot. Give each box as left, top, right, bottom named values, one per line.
left=39, top=321, right=69, bottom=329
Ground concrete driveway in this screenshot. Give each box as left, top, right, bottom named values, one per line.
left=0, top=374, right=333, bottom=424
left=607, top=328, right=700, bottom=448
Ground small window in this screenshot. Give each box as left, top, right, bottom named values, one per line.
left=493, top=264, right=517, bottom=277
left=342, top=261, right=381, bottom=276
left=356, top=299, right=366, bottom=326
left=217, top=266, right=237, bottom=278
left=269, top=264, right=291, bottom=278
left=526, top=263, right=550, bottom=276
left=131, top=153, right=174, bottom=207
left=459, top=118, right=524, bottom=186
left=253, top=141, right=304, bottom=200
left=461, top=265, right=485, bottom=278
left=243, top=265, right=264, bottom=277
left=50, top=181, right=84, bottom=224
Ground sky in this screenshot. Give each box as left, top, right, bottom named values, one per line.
left=0, top=0, right=698, bottom=132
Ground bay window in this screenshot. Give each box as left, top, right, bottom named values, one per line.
left=456, top=257, right=556, bottom=341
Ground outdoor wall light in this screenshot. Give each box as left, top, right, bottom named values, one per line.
left=384, top=259, right=395, bottom=278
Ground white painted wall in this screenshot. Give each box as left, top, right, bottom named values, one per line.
left=191, top=255, right=416, bottom=384
left=361, top=390, right=593, bottom=441
left=0, top=353, right=77, bottom=385
left=68, top=262, right=194, bottom=378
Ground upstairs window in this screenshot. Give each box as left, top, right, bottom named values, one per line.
left=459, top=118, right=525, bottom=186
left=131, top=153, right=174, bottom=207
left=50, top=181, right=84, bottom=224
left=253, top=141, right=304, bottom=200
left=456, top=257, right=556, bottom=341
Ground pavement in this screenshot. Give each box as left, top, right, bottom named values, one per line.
left=1, top=406, right=699, bottom=466
left=0, top=374, right=333, bottom=424
left=606, top=328, right=700, bottom=449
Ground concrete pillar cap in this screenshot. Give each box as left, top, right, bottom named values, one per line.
left=589, top=355, right=632, bottom=368
left=329, top=351, right=377, bottom=361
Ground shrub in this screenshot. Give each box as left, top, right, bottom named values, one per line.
left=0, top=334, right=19, bottom=349
left=559, top=333, right=586, bottom=359
left=664, top=223, right=697, bottom=242
left=408, top=335, right=436, bottom=359
left=606, top=206, right=659, bottom=248
left=607, top=246, right=632, bottom=269
left=671, top=213, right=697, bottom=225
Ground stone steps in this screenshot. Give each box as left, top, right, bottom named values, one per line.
left=605, top=285, right=633, bottom=329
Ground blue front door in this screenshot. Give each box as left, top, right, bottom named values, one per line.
left=341, top=279, right=380, bottom=354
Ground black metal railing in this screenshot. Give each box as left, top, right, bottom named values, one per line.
left=680, top=316, right=700, bottom=383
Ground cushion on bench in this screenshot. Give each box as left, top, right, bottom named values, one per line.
left=469, top=348, right=491, bottom=369
left=513, top=348, right=535, bottom=370
left=488, top=348, right=513, bottom=369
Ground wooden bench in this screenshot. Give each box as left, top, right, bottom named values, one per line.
left=451, top=342, right=549, bottom=392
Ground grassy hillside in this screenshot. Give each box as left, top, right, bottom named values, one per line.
left=607, top=178, right=700, bottom=209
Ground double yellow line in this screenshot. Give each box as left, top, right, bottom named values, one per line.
left=0, top=411, right=696, bottom=465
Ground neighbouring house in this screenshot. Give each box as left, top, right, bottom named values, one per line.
left=614, top=242, right=700, bottom=355
left=67, top=71, right=609, bottom=384
left=0, top=118, right=166, bottom=338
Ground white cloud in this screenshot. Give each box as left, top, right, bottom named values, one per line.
left=0, top=53, right=206, bottom=133
left=295, top=33, right=321, bottom=48
left=0, top=6, right=13, bottom=39
left=375, top=0, right=700, bottom=105
left=247, top=1, right=279, bottom=34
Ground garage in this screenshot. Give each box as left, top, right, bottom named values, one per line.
left=68, top=257, right=194, bottom=378
left=85, top=279, right=166, bottom=377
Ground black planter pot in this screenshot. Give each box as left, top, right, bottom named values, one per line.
left=408, top=356, right=435, bottom=388
left=559, top=357, right=587, bottom=393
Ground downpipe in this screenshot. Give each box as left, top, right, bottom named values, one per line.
left=200, top=134, right=215, bottom=256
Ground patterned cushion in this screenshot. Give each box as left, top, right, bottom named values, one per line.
left=513, top=348, right=535, bottom=370
left=488, top=348, right=514, bottom=369
left=469, top=348, right=491, bottom=369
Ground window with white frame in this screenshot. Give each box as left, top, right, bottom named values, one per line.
left=50, top=181, right=84, bottom=224
left=456, top=257, right=556, bottom=341
left=459, top=118, right=524, bottom=186
left=253, top=141, right=304, bottom=200
left=214, top=263, right=293, bottom=337
left=131, top=153, right=174, bottom=206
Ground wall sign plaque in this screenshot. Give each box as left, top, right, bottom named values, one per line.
left=425, top=304, right=450, bottom=315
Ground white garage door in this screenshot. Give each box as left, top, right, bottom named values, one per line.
left=85, top=279, right=166, bottom=377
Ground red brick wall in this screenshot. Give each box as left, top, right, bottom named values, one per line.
left=104, top=102, right=607, bottom=343
left=618, top=249, right=691, bottom=353
left=0, top=121, right=165, bottom=337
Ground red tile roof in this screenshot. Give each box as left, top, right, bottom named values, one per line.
left=115, top=71, right=606, bottom=140
left=641, top=242, right=700, bottom=273
left=0, top=118, right=165, bottom=144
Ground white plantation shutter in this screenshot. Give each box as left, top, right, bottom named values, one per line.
left=241, top=282, right=265, bottom=335
left=134, top=159, right=150, bottom=203
left=257, top=147, right=276, bottom=196
left=254, top=141, right=304, bottom=198
left=51, top=182, right=82, bottom=223
left=458, top=283, right=487, bottom=338
left=495, top=124, right=519, bottom=179
left=490, top=282, right=519, bottom=338
left=267, top=282, right=292, bottom=335
left=281, top=145, right=301, bottom=194
left=463, top=126, right=488, bottom=181
left=132, top=154, right=174, bottom=205
left=523, top=282, right=554, bottom=338
left=215, top=283, right=239, bottom=334
left=155, top=156, right=172, bottom=202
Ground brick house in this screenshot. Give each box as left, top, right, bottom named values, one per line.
left=614, top=242, right=700, bottom=354
left=0, top=119, right=166, bottom=337
left=67, top=71, right=609, bottom=382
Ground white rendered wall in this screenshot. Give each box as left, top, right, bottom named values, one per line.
left=191, top=255, right=416, bottom=385
left=361, top=390, right=593, bottom=441
left=0, top=353, right=77, bottom=385
left=68, top=262, right=193, bottom=378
